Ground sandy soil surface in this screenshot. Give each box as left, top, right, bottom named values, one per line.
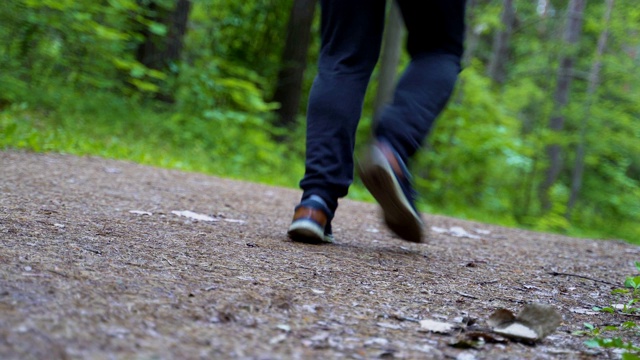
left=1, top=150, right=639, bottom=359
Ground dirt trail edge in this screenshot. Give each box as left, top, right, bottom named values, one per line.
left=1, top=151, right=639, bottom=359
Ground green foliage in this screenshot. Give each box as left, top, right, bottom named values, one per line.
left=176, top=59, right=278, bottom=115
left=188, top=0, right=292, bottom=84
left=624, top=262, right=640, bottom=293
left=573, top=262, right=640, bottom=359
left=575, top=262, right=640, bottom=358
left=414, top=61, right=524, bottom=222
left=1, top=0, right=639, bottom=244
left=410, top=0, right=640, bottom=242
left=0, top=0, right=302, bottom=186
left=585, top=337, right=640, bottom=352
left=580, top=324, right=640, bottom=358
left=0, top=89, right=301, bottom=185
left=0, top=0, right=174, bottom=99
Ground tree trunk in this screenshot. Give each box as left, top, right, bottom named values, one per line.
left=566, top=0, right=614, bottom=217
left=136, top=0, right=191, bottom=102
left=536, top=0, right=549, bottom=33
left=136, top=0, right=191, bottom=71
left=487, top=0, right=515, bottom=85
left=453, top=0, right=478, bottom=105
left=461, top=0, right=478, bottom=68
left=538, top=0, right=586, bottom=212
left=374, top=2, right=405, bottom=121
left=271, top=0, right=317, bottom=130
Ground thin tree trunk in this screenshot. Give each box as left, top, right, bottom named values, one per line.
left=136, top=0, right=191, bottom=71
left=461, top=0, right=478, bottom=68
left=567, top=0, right=614, bottom=217
left=166, top=0, right=191, bottom=65
left=487, top=0, right=515, bottom=85
left=271, top=0, right=317, bottom=130
left=374, top=2, right=405, bottom=120
left=536, top=0, right=549, bottom=33
left=136, top=0, right=191, bottom=102
left=453, top=0, right=477, bottom=105
left=538, top=0, right=586, bottom=212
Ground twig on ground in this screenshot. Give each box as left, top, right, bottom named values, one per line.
left=162, top=256, right=173, bottom=266
left=389, top=314, right=420, bottom=323
left=46, top=269, right=69, bottom=278
left=478, top=279, right=500, bottom=285
left=22, top=272, right=49, bottom=277
left=82, top=247, right=102, bottom=255
left=455, top=291, right=479, bottom=300
left=124, top=262, right=162, bottom=270
left=492, top=297, right=526, bottom=304
left=615, top=312, right=640, bottom=318
left=547, top=271, right=617, bottom=286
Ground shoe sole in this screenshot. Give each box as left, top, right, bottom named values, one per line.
left=358, top=145, right=424, bottom=243
left=288, top=219, right=333, bottom=244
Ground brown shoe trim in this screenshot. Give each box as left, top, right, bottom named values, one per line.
left=292, top=206, right=327, bottom=228
left=376, top=141, right=405, bottom=181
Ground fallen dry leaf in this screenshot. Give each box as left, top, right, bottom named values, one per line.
left=171, top=210, right=218, bottom=222
left=377, top=322, right=402, bottom=330
left=488, top=304, right=562, bottom=342
left=515, top=303, right=562, bottom=339
left=430, top=226, right=481, bottom=239
left=493, top=322, right=538, bottom=341
left=487, top=309, right=516, bottom=328
left=474, top=229, right=491, bottom=235
left=569, top=308, right=598, bottom=315
left=269, top=333, right=287, bottom=345
left=419, top=319, right=456, bottom=334
left=224, top=218, right=246, bottom=224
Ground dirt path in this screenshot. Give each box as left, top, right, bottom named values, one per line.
left=1, top=150, right=639, bottom=359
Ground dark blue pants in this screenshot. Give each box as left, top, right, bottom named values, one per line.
left=300, top=0, right=466, bottom=214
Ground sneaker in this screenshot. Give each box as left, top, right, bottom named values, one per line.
left=358, top=140, right=424, bottom=242
left=287, top=196, right=334, bottom=243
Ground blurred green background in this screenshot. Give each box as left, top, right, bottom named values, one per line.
left=1, top=0, right=638, bottom=243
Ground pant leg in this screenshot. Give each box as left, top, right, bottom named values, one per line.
left=375, top=0, right=466, bottom=164
left=300, top=0, right=387, bottom=212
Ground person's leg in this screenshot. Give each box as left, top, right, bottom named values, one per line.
left=359, top=0, right=466, bottom=242
left=375, top=0, right=466, bottom=165
left=299, top=0, right=387, bottom=214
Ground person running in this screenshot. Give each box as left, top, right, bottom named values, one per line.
left=288, top=0, right=466, bottom=243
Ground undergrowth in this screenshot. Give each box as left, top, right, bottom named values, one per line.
left=0, top=90, right=303, bottom=187
left=573, top=262, right=640, bottom=359
left=0, top=88, right=638, bottom=245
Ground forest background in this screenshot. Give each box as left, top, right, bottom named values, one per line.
left=1, top=0, right=638, bottom=243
